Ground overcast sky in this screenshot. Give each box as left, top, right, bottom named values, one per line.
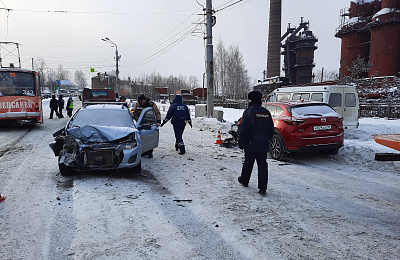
left=0, top=0, right=351, bottom=85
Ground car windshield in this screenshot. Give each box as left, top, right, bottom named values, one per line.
left=290, top=104, right=339, bottom=118
left=70, top=108, right=134, bottom=128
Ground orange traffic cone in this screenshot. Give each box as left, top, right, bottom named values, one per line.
left=215, top=130, right=222, bottom=144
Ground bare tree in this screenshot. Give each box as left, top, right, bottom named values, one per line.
left=33, top=58, right=47, bottom=90
left=214, top=40, right=251, bottom=97
left=74, top=70, right=88, bottom=89
left=56, top=64, right=70, bottom=81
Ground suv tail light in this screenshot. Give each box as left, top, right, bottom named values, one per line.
left=284, top=119, right=306, bottom=126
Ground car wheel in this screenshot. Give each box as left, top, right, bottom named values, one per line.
left=132, top=161, right=141, bottom=172
left=270, top=134, right=285, bottom=160
left=59, top=163, right=74, bottom=176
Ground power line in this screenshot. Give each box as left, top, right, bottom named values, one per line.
left=12, top=9, right=193, bottom=16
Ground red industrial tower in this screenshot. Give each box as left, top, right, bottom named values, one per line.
left=369, top=0, right=400, bottom=77
left=336, top=0, right=400, bottom=78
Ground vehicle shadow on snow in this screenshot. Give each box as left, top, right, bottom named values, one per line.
left=274, top=151, right=337, bottom=165
left=56, top=169, right=162, bottom=186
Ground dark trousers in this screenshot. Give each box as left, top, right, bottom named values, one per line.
left=240, top=151, right=268, bottom=190
left=50, top=108, right=60, bottom=119
left=173, top=123, right=186, bottom=153
left=67, top=108, right=73, bottom=117
left=58, top=107, right=64, bottom=118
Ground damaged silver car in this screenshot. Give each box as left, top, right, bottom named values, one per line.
left=50, top=103, right=159, bottom=175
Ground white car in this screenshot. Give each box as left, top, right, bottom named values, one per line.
left=50, top=103, right=159, bottom=175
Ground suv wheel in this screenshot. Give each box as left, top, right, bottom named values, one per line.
left=270, top=134, right=285, bottom=160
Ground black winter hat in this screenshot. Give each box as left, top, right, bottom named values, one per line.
left=248, top=91, right=262, bottom=101
left=138, top=94, right=146, bottom=101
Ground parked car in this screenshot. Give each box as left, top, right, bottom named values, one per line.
left=41, top=92, right=51, bottom=99
left=49, top=103, right=159, bottom=175
left=263, top=101, right=344, bottom=160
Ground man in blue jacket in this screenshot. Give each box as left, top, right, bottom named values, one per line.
left=238, top=91, right=274, bottom=195
left=161, top=95, right=192, bottom=155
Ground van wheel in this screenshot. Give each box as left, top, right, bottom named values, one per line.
left=270, top=134, right=285, bottom=160
left=132, top=161, right=141, bottom=173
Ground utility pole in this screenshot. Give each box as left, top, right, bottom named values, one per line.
left=115, top=47, right=120, bottom=96
left=206, top=0, right=214, bottom=118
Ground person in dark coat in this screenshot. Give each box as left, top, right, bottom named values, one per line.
left=238, top=91, right=274, bottom=195
left=132, top=94, right=161, bottom=125
left=161, top=95, right=192, bottom=155
left=58, top=95, right=64, bottom=118
left=66, top=97, right=73, bottom=117
left=132, top=94, right=161, bottom=158
left=49, top=95, right=60, bottom=119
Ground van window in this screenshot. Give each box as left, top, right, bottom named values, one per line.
left=345, top=93, right=356, bottom=107
left=311, top=93, right=323, bottom=102
left=292, top=93, right=310, bottom=101
left=328, top=93, right=342, bottom=107
left=277, top=94, right=290, bottom=101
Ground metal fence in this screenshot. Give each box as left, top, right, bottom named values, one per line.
left=360, top=102, right=400, bottom=119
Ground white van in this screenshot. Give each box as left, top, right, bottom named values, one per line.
left=267, top=85, right=359, bottom=129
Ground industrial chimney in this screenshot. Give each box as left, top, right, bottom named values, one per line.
left=266, top=0, right=282, bottom=78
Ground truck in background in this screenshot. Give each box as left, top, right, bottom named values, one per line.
left=82, top=88, right=117, bottom=103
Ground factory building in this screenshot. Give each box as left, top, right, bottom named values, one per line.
left=335, top=0, right=400, bottom=78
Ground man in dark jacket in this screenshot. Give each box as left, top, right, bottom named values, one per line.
left=161, top=95, right=192, bottom=155
left=132, top=94, right=161, bottom=158
left=58, top=95, right=64, bottom=118
left=238, top=91, right=274, bottom=195
left=132, top=94, right=161, bottom=125
left=49, top=95, right=60, bottom=119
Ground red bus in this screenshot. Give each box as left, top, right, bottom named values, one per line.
left=0, top=68, right=43, bottom=125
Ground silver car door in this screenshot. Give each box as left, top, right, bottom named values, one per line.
left=135, top=107, right=159, bottom=154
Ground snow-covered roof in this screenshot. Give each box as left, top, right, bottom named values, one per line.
left=351, top=0, right=380, bottom=4
left=345, top=16, right=362, bottom=26
left=373, top=8, right=400, bottom=19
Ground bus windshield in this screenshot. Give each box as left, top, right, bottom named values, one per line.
left=0, top=71, right=36, bottom=97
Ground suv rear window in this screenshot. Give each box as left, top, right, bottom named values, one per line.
left=290, top=104, right=338, bottom=117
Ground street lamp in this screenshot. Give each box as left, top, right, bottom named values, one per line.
left=101, top=37, right=121, bottom=96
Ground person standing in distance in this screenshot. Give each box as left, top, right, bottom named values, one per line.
left=66, top=97, right=74, bottom=117
left=238, top=91, right=274, bottom=195
left=160, top=95, right=192, bottom=155
left=58, top=95, right=64, bottom=118
left=49, top=95, right=60, bottom=119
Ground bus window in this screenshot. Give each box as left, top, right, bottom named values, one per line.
left=345, top=93, right=356, bottom=107
left=311, top=93, right=323, bottom=102
left=277, top=94, right=290, bottom=101
left=293, top=93, right=310, bottom=101
left=329, top=93, right=342, bottom=107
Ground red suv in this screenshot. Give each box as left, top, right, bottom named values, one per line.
left=263, top=101, right=344, bottom=160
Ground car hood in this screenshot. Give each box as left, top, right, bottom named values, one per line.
left=66, top=125, right=136, bottom=143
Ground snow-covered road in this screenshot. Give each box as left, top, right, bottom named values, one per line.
left=1, top=97, right=399, bottom=259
